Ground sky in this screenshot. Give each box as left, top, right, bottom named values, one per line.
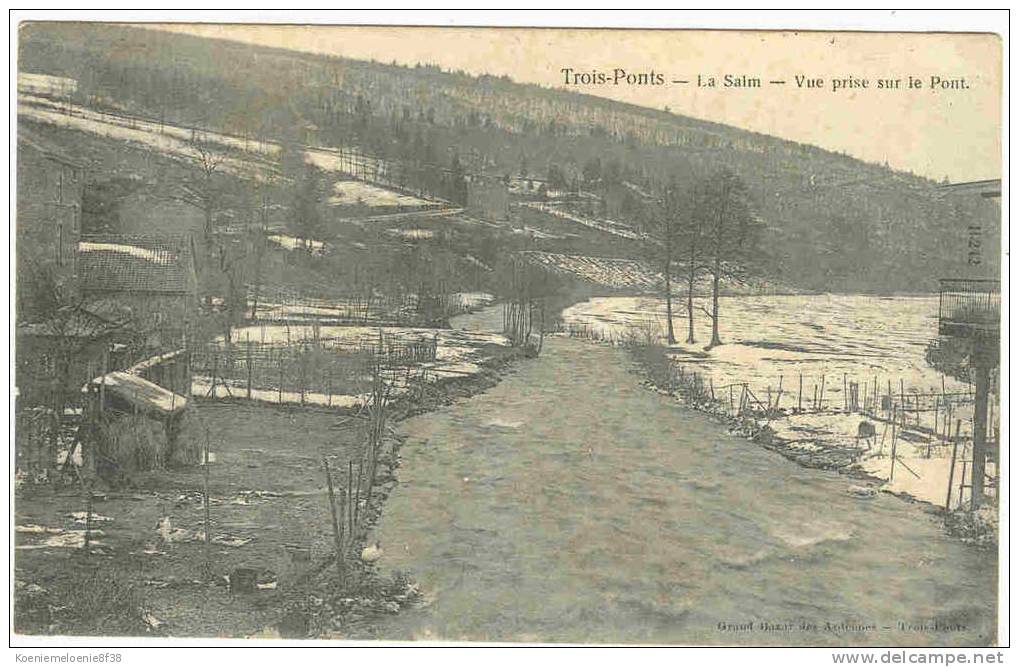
left=156, top=24, right=1002, bottom=182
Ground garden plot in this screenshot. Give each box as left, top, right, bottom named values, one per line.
left=248, top=291, right=490, bottom=328
left=520, top=202, right=643, bottom=240
left=249, top=296, right=414, bottom=326
left=518, top=252, right=661, bottom=291
left=192, top=324, right=510, bottom=408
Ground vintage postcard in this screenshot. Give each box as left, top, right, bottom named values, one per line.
left=12, top=17, right=1004, bottom=649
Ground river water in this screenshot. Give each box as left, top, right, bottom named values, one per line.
left=362, top=306, right=997, bottom=645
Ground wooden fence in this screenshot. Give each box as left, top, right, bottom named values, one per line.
left=191, top=330, right=438, bottom=407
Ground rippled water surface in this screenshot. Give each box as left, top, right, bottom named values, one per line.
left=362, top=306, right=996, bottom=645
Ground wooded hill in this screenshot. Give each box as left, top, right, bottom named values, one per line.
left=19, top=22, right=1001, bottom=293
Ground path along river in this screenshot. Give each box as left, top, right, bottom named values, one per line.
left=361, top=306, right=997, bottom=645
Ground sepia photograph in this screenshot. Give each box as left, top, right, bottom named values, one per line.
left=9, top=11, right=1007, bottom=652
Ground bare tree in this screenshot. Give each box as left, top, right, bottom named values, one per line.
left=642, top=181, right=686, bottom=345
left=694, top=169, right=762, bottom=349
left=169, top=131, right=228, bottom=241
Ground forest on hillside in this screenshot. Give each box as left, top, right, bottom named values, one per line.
left=18, top=22, right=1001, bottom=293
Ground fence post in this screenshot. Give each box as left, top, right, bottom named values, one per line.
left=889, top=406, right=899, bottom=482
left=211, top=350, right=218, bottom=399
left=945, top=420, right=962, bottom=511
left=323, top=458, right=345, bottom=582
left=203, top=429, right=212, bottom=580
left=246, top=336, right=253, bottom=400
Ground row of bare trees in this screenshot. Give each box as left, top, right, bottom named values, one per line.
left=643, top=168, right=765, bottom=349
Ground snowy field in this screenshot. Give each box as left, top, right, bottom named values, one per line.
left=19, top=89, right=436, bottom=210
left=20, top=94, right=272, bottom=180
left=266, top=234, right=327, bottom=255
left=329, top=180, right=433, bottom=208
left=767, top=411, right=996, bottom=507
left=562, top=294, right=976, bottom=399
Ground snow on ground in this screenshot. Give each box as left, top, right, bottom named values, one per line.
left=248, top=298, right=404, bottom=325
left=453, top=292, right=496, bottom=310
left=566, top=293, right=1000, bottom=509
left=329, top=180, right=433, bottom=208
left=521, top=202, right=643, bottom=240
left=19, top=95, right=435, bottom=212
left=19, top=73, right=77, bottom=97
left=198, top=324, right=510, bottom=408
left=860, top=449, right=998, bottom=507
left=267, top=234, right=326, bottom=255
left=389, top=228, right=435, bottom=240
left=563, top=294, right=975, bottom=406
left=19, top=95, right=273, bottom=180
left=519, top=252, right=660, bottom=291
left=191, top=377, right=367, bottom=408
left=223, top=323, right=506, bottom=350
left=510, top=226, right=569, bottom=240
left=304, top=147, right=385, bottom=177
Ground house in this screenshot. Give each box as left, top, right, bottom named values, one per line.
left=15, top=306, right=127, bottom=408
left=16, top=127, right=85, bottom=316
left=76, top=234, right=199, bottom=352
left=113, top=191, right=206, bottom=237
left=466, top=175, right=511, bottom=221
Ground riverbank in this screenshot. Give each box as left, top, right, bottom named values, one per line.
left=626, top=342, right=998, bottom=549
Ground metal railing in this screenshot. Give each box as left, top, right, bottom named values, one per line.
left=938, top=278, right=1000, bottom=337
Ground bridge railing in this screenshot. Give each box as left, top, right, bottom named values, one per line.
left=938, top=278, right=1000, bottom=338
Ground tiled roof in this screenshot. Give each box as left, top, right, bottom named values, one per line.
left=77, top=234, right=195, bottom=294
left=17, top=305, right=124, bottom=339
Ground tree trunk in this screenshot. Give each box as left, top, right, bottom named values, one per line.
left=204, top=206, right=213, bottom=240
left=686, top=270, right=696, bottom=344
left=664, top=256, right=676, bottom=344
left=685, top=215, right=702, bottom=344
left=970, top=361, right=991, bottom=510
left=709, top=258, right=722, bottom=348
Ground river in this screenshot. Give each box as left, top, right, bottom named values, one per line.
left=360, top=305, right=997, bottom=645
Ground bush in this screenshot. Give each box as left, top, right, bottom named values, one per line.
left=97, top=408, right=202, bottom=471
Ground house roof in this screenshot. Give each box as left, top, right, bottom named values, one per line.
left=83, top=371, right=188, bottom=418
left=16, top=305, right=125, bottom=339
left=77, top=234, right=195, bottom=295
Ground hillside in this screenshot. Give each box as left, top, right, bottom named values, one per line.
left=17, top=22, right=1000, bottom=293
